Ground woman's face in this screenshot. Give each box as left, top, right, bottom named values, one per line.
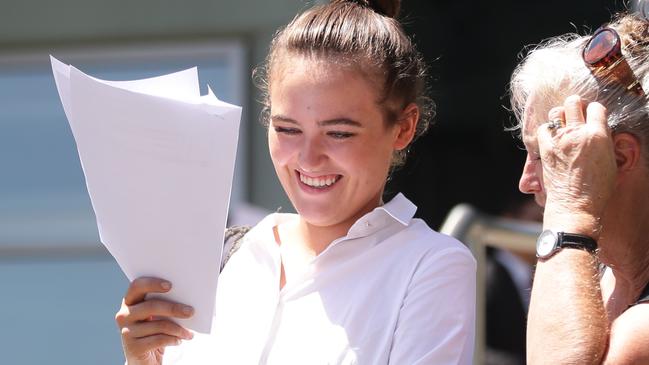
left=268, top=56, right=411, bottom=228
left=519, top=99, right=547, bottom=207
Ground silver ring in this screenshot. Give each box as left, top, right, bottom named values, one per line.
left=546, top=119, right=563, bottom=130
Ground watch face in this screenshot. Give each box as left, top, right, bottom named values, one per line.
left=536, top=230, right=557, bottom=258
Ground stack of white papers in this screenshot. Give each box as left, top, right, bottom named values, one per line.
left=50, top=56, right=241, bottom=334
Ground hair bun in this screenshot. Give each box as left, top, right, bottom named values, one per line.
left=332, top=0, right=401, bottom=18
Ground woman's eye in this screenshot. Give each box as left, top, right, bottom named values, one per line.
left=274, top=126, right=301, bottom=135
left=327, top=131, right=355, bottom=139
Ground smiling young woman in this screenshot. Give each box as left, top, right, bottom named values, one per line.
left=268, top=56, right=416, bottom=251
left=116, top=1, right=476, bottom=364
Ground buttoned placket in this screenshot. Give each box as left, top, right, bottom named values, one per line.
left=255, top=196, right=415, bottom=364
left=257, top=231, right=350, bottom=364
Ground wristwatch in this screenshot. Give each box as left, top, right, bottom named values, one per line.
left=536, top=230, right=598, bottom=259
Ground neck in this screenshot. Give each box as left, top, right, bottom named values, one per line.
left=599, top=193, right=649, bottom=302
left=288, top=193, right=384, bottom=256
left=295, top=219, right=351, bottom=255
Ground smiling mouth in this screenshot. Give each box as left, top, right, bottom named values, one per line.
left=297, top=171, right=342, bottom=189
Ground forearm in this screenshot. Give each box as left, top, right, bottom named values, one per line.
left=527, top=248, right=608, bottom=364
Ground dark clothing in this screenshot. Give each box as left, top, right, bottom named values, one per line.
left=485, top=248, right=527, bottom=365
left=636, top=281, right=649, bottom=305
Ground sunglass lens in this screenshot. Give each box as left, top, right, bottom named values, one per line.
left=643, top=0, right=649, bottom=20
left=584, top=29, right=618, bottom=65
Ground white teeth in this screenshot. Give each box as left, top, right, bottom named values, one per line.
left=299, top=172, right=339, bottom=188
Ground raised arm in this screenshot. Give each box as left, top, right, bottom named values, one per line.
left=527, top=95, right=614, bottom=364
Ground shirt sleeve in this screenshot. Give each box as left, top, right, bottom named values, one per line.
left=388, top=245, right=476, bottom=365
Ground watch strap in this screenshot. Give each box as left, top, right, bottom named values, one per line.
left=557, top=232, right=598, bottom=253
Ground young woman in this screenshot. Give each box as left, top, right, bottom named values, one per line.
left=115, top=1, right=476, bottom=364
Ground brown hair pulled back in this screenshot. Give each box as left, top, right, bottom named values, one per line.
left=257, top=0, right=433, bottom=167
left=332, top=0, right=401, bottom=18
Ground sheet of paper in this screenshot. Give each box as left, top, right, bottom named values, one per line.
left=50, top=56, right=241, bottom=334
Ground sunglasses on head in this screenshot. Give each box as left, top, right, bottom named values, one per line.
left=582, top=26, right=645, bottom=97
left=641, top=0, right=649, bottom=20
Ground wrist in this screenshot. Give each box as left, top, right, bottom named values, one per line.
left=536, top=230, right=598, bottom=259
left=542, top=208, right=602, bottom=239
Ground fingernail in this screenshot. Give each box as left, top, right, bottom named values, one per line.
left=185, top=330, right=194, bottom=340
left=182, top=305, right=194, bottom=315
left=161, top=281, right=171, bottom=290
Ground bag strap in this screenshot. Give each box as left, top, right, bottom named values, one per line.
left=220, top=225, right=251, bottom=272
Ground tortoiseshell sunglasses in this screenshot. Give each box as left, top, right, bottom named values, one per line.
left=582, top=26, right=645, bottom=97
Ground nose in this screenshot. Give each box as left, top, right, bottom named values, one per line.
left=298, top=136, right=326, bottom=172
left=518, top=156, right=542, bottom=195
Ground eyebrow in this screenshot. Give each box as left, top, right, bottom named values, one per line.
left=271, top=115, right=363, bottom=128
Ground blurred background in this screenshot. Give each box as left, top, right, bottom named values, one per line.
left=0, top=0, right=630, bottom=363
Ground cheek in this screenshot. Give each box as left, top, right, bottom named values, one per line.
left=535, top=163, right=545, bottom=187
left=268, top=133, right=292, bottom=167
left=345, top=136, right=394, bottom=178
left=268, top=140, right=289, bottom=178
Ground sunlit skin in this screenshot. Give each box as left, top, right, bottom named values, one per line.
left=519, top=115, right=547, bottom=207
left=521, top=94, right=649, bottom=364
left=268, top=56, right=417, bottom=255
left=115, top=55, right=419, bottom=365
left=518, top=95, right=568, bottom=208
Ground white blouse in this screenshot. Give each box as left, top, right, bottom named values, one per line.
left=162, top=193, right=476, bottom=364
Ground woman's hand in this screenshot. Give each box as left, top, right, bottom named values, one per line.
left=115, top=277, right=195, bottom=365
left=537, top=94, right=617, bottom=235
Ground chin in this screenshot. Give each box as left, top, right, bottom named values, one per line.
left=294, top=204, right=342, bottom=227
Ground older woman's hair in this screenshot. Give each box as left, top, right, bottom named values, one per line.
left=510, top=13, right=649, bottom=159
left=256, top=0, right=433, bottom=167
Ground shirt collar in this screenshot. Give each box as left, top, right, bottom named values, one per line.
left=345, top=193, right=417, bottom=239
left=248, top=193, right=418, bottom=246
left=377, top=192, right=418, bottom=226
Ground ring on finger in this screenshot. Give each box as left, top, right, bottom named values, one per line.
left=546, top=119, right=564, bottom=130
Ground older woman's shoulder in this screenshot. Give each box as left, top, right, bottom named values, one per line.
left=604, top=302, right=649, bottom=364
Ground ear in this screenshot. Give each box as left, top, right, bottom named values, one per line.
left=613, top=132, right=642, bottom=175
left=393, top=103, right=419, bottom=150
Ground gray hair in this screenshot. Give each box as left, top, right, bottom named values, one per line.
left=509, top=14, right=649, bottom=161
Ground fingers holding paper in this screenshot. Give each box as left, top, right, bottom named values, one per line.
left=116, top=277, right=194, bottom=365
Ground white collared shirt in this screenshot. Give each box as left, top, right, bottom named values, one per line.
left=163, top=193, right=476, bottom=365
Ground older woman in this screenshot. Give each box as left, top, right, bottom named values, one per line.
left=114, top=1, right=476, bottom=364
left=510, top=12, right=649, bottom=364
